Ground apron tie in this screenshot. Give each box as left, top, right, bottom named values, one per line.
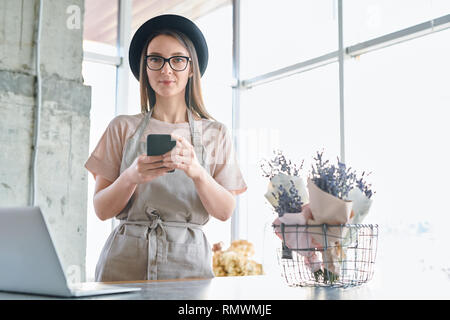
left=117, top=216, right=167, bottom=280
left=144, top=210, right=168, bottom=279
left=147, top=214, right=169, bottom=265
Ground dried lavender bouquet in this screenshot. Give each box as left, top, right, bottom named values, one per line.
left=308, top=151, right=376, bottom=283
left=262, top=150, right=323, bottom=274
left=260, top=150, right=308, bottom=217
left=307, top=151, right=355, bottom=227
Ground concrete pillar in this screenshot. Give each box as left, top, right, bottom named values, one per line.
left=0, top=0, right=91, bottom=282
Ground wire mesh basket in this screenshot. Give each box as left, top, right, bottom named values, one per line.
left=272, top=222, right=379, bottom=288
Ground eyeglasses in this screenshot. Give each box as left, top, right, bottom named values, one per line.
left=145, top=55, right=192, bottom=71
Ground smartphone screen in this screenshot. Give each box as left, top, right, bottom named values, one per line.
left=147, top=134, right=176, bottom=172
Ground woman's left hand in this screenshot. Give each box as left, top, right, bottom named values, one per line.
left=162, top=133, right=204, bottom=181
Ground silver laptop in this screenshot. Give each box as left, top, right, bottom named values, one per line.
left=0, top=206, right=141, bottom=298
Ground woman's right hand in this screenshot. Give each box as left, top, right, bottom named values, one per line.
left=124, top=153, right=172, bottom=185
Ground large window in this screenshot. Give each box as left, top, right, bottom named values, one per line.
left=237, top=1, right=450, bottom=276
left=345, top=28, right=450, bottom=272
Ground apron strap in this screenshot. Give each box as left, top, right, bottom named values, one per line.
left=187, top=107, right=205, bottom=166
left=137, top=109, right=153, bottom=142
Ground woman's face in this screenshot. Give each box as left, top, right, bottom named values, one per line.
left=146, top=34, right=193, bottom=100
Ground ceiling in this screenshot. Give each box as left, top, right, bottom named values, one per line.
left=84, top=0, right=231, bottom=46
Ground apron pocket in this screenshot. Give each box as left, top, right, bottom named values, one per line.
left=161, top=242, right=211, bottom=279
left=102, top=234, right=148, bottom=281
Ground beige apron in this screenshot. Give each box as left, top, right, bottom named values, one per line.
left=95, top=107, right=215, bottom=281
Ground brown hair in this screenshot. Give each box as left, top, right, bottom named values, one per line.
left=138, top=29, right=215, bottom=121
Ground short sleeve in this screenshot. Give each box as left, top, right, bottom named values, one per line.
left=211, top=124, right=248, bottom=195
left=84, top=116, right=126, bottom=182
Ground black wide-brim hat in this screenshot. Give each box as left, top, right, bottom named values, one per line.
left=129, top=14, right=209, bottom=81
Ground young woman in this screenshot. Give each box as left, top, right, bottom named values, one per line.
left=84, top=14, right=247, bottom=281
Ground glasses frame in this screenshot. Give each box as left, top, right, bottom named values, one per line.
left=145, top=55, right=192, bottom=71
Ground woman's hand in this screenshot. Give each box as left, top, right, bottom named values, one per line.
left=162, top=133, right=204, bottom=180
left=124, top=153, right=172, bottom=185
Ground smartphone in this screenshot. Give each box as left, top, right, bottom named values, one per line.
left=147, top=134, right=177, bottom=173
